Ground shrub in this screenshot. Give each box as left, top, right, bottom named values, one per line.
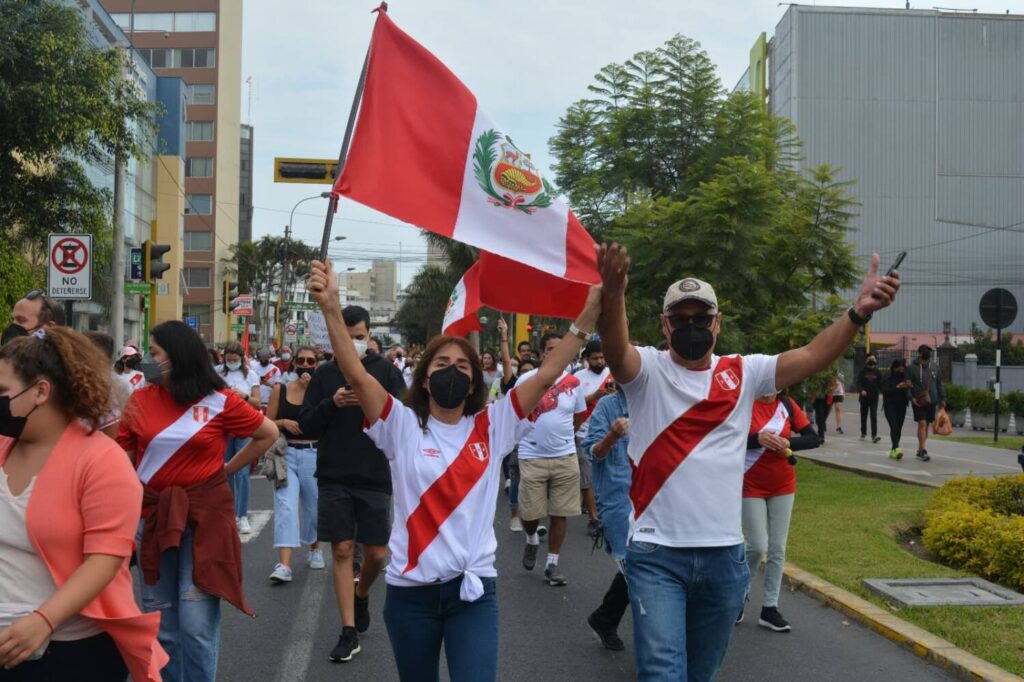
left=944, top=383, right=967, bottom=412
left=965, top=388, right=995, bottom=414
left=1003, top=390, right=1024, bottom=416
left=922, top=474, right=1024, bottom=591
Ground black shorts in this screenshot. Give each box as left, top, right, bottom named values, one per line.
left=833, top=394, right=844, bottom=403
left=317, top=482, right=392, bottom=546
left=912, top=403, right=936, bottom=424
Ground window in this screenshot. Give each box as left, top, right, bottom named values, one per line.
left=239, top=193, right=248, bottom=207
left=186, top=84, right=215, bottom=105
left=185, top=194, right=212, bottom=215
left=193, top=48, right=216, bottom=68
left=183, top=231, right=213, bottom=251
left=137, top=48, right=214, bottom=69
left=183, top=268, right=211, bottom=288
left=240, top=159, right=248, bottom=172
left=185, top=157, right=213, bottom=177
left=183, top=304, right=212, bottom=324
left=186, top=121, right=214, bottom=141
left=111, top=12, right=216, bottom=33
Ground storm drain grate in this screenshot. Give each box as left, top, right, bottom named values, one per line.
left=862, top=578, right=1024, bottom=607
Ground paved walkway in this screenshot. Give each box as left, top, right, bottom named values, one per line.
left=803, top=404, right=1023, bottom=486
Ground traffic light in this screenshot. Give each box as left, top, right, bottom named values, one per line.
left=526, top=323, right=534, bottom=333
left=223, top=279, right=238, bottom=312
left=144, top=240, right=171, bottom=281
left=274, top=157, right=338, bottom=184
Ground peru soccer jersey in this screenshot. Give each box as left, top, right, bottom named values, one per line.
left=515, top=369, right=586, bottom=459
left=117, top=385, right=264, bottom=490
left=620, top=347, right=777, bottom=547
left=572, top=366, right=611, bottom=439
left=364, top=391, right=530, bottom=601
left=743, top=398, right=810, bottom=498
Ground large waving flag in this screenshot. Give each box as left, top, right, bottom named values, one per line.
left=335, top=9, right=598, bottom=318
left=442, top=261, right=482, bottom=337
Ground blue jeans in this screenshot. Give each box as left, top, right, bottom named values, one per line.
left=141, top=527, right=222, bottom=682
left=382, top=576, right=498, bottom=682
left=224, top=436, right=250, bottom=518
left=273, top=445, right=319, bottom=548
left=626, top=542, right=749, bottom=682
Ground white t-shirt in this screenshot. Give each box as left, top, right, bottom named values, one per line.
left=253, top=362, right=282, bottom=404
left=0, top=469, right=102, bottom=641
left=515, top=369, right=587, bottom=459
left=365, top=391, right=530, bottom=601
left=621, top=347, right=778, bottom=548
left=118, top=369, right=146, bottom=393
left=218, top=366, right=260, bottom=398
left=572, top=366, right=612, bottom=439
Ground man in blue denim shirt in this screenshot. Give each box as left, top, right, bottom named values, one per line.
left=582, top=388, right=632, bottom=651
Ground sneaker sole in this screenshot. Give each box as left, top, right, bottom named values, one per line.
left=309, top=563, right=326, bottom=570
left=329, top=644, right=361, bottom=663
left=545, top=576, right=568, bottom=586
left=757, top=618, right=791, bottom=632
left=269, top=574, right=292, bottom=583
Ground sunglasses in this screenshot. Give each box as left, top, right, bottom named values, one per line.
left=667, top=313, right=716, bottom=330
left=294, top=357, right=318, bottom=367
left=25, top=290, right=57, bottom=320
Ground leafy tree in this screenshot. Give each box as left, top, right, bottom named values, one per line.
left=955, top=328, right=1024, bottom=366
left=0, top=0, right=157, bottom=319
left=550, top=36, right=859, bottom=353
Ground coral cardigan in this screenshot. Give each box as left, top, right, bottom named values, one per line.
left=0, top=421, right=168, bottom=681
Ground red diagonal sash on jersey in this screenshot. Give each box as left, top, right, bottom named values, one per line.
left=403, top=410, right=493, bottom=575
left=630, top=356, right=744, bottom=519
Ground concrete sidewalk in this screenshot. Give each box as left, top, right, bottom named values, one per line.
left=803, top=404, right=1022, bottom=487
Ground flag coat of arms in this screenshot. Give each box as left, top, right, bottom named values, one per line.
left=335, top=9, right=599, bottom=320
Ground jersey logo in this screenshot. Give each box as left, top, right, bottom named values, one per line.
left=129, top=373, right=144, bottom=386
left=422, top=448, right=441, bottom=458
left=469, top=443, right=489, bottom=461
left=192, top=406, right=210, bottom=423
left=714, top=368, right=740, bottom=391
left=530, top=374, right=581, bottom=421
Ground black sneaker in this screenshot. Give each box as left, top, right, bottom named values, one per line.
left=916, top=450, right=931, bottom=462
left=587, top=613, right=625, bottom=651
left=837, top=427, right=844, bottom=434
left=354, top=594, right=370, bottom=633
left=523, top=543, right=538, bottom=571
left=328, top=627, right=361, bottom=662
left=587, top=519, right=602, bottom=539
left=544, top=563, right=568, bottom=586
left=758, top=607, right=791, bottom=632
left=872, top=436, right=882, bottom=443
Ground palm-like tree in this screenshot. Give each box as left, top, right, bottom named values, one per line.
left=394, top=233, right=477, bottom=345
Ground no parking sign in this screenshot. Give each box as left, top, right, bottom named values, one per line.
left=47, top=234, right=93, bottom=300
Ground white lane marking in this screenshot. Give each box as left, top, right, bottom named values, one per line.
left=275, top=563, right=328, bottom=682
left=240, top=510, right=273, bottom=544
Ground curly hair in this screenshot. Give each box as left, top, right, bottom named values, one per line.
left=0, top=328, right=114, bottom=432
left=403, top=336, right=488, bottom=429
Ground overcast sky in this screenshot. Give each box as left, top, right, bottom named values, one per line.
left=240, top=0, right=1017, bottom=287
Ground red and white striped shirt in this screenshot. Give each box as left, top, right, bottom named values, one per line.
left=621, top=347, right=777, bottom=548
left=117, top=385, right=264, bottom=490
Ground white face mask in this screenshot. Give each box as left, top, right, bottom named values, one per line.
left=352, top=339, right=368, bottom=358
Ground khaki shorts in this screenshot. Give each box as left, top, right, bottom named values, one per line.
left=518, top=453, right=581, bottom=521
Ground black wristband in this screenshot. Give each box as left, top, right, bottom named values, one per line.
left=848, top=307, right=872, bottom=326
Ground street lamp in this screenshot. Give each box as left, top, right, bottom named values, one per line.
left=278, top=192, right=330, bottom=344
left=334, top=236, right=347, bottom=241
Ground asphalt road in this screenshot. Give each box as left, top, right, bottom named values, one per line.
left=214, top=478, right=957, bottom=682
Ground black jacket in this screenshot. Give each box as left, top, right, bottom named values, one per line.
left=856, top=366, right=883, bottom=401
left=882, top=372, right=911, bottom=409
left=299, top=353, right=406, bottom=492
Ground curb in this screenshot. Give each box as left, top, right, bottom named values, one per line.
left=784, top=563, right=1023, bottom=682
left=797, top=454, right=941, bottom=488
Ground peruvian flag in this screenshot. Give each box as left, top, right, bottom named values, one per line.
left=335, top=8, right=598, bottom=317
left=442, top=261, right=482, bottom=337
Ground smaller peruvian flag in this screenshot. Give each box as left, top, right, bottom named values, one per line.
left=442, top=262, right=482, bottom=337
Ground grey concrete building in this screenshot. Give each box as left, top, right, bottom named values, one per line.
left=239, top=124, right=253, bottom=243
left=749, top=5, right=1024, bottom=337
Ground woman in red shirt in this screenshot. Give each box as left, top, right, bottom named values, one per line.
left=739, top=391, right=819, bottom=633
left=117, top=321, right=277, bottom=682
left=0, top=328, right=166, bottom=681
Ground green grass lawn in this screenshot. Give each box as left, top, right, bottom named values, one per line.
left=788, top=461, right=1024, bottom=675
left=934, top=434, right=1024, bottom=451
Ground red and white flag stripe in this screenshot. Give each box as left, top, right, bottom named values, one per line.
left=442, top=261, right=482, bottom=337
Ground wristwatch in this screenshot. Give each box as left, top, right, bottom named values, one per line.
left=569, top=324, right=595, bottom=342
left=847, top=307, right=872, bottom=326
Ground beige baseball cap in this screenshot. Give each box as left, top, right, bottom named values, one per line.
left=663, top=277, right=718, bottom=313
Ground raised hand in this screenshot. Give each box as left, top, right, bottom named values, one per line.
left=496, top=317, right=508, bottom=338
left=596, top=243, right=631, bottom=298
left=853, top=253, right=900, bottom=317
left=307, top=260, right=340, bottom=310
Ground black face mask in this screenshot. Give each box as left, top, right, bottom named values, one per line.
left=670, top=325, right=714, bottom=362
left=296, top=367, right=314, bottom=380
left=0, top=385, right=39, bottom=439
left=140, top=354, right=168, bottom=384
left=428, top=365, right=472, bottom=409
left=919, top=352, right=931, bottom=362
left=2, top=323, right=34, bottom=346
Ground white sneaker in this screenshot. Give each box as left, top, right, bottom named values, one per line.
left=269, top=563, right=293, bottom=583
left=308, top=548, right=326, bottom=570
left=510, top=516, right=523, bottom=532
left=237, top=517, right=252, bottom=534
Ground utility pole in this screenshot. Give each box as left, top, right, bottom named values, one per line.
left=278, top=223, right=291, bottom=346
left=110, top=2, right=137, bottom=348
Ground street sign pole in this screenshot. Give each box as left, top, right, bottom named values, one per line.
left=979, top=288, right=1018, bottom=445
left=995, top=327, right=1001, bottom=443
